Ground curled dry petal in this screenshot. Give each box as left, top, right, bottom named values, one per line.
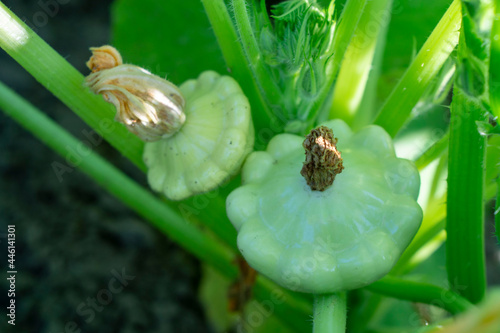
left=86, top=45, right=123, bottom=73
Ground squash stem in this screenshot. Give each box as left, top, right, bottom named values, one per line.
left=200, top=0, right=276, bottom=135
left=232, top=0, right=283, bottom=109
left=313, top=293, right=347, bottom=333
left=446, top=87, right=487, bottom=304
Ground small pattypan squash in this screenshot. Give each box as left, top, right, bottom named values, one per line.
left=226, top=119, right=422, bottom=294
left=144, top=71, right=255, bottom=201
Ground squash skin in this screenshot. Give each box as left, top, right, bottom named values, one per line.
left=144, top=71, right=254, bottom=201
left=227, top=119, right=422, bottom=294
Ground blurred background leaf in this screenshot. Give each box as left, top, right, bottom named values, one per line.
left=112, top=0, right=226, bottom=84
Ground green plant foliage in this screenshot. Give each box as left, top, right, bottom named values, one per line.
left=112, top=0, right=226, bottom=84
left=379, top=0, right=453, bottom=102
left=0, top=0, right=499, bottom=331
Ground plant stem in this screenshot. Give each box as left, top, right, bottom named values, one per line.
left=0, top=80, right=238, bottom=279
left=314, top=0, right=367, bottom=123
left=366, top=276, right=473, bottom=315
left=392, top=218, right=446, bottom=275
left=489, top=0, right=500, bottom=119
left=232, top=0, right=283, bottom=110
left=313, top=293, right=347, bottom=333
left=446, top=8, right=489, bottom=301
left=0, top=2, right=145, bottom=170
left=201, top=0, right=277, bottom=135
left=414, top=131, right=449, bottom=170
left=373, top=0, right=461, bottom=137
left=329, top=0, right=393, bottom=127
left=447, top=84, right=487, bottom=304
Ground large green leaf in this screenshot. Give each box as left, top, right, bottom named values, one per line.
left=111, top=0, right=226, bottom=84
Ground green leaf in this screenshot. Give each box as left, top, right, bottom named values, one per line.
left=373, top=0, right=461, bottom=137
left=378, top=0, right=453, bottom=104
left=112, top=0, right=226, bottom=84
left=477, top=121, right=500, bottom=136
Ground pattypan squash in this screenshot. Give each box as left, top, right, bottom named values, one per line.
left=226, top=119, right=422, bottom=294
left=143, top=71, right=255, bottom=201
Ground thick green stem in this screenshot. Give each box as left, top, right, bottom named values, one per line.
left=447, top=85, right=487, bottom=304
left=201, top=0, right=277, bottom=135
left=0, top=80, right=237, bottom=279
left=0, top=2, right=145, bottom=170
left=373, top=0, right=461, bottom=137
left=329, top=0, right=392, bottom=127
left=313, top=293, right=347, bottom=333
left=366, top=276, right=473, bottom=315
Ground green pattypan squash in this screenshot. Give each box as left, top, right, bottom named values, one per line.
left=226, top=119, right=422, bottom=294
left=144, top=71, right=255, bottom=201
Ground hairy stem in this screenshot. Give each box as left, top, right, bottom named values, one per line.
left=446, top=85, right=487, bottom=304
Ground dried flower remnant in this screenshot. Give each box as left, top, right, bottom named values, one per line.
left=84, top=45, right=186, bottom=141
left=301, top=126, right=344, bottom=191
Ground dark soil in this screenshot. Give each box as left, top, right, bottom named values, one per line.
left=0, top=1, right=212, bottom=332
